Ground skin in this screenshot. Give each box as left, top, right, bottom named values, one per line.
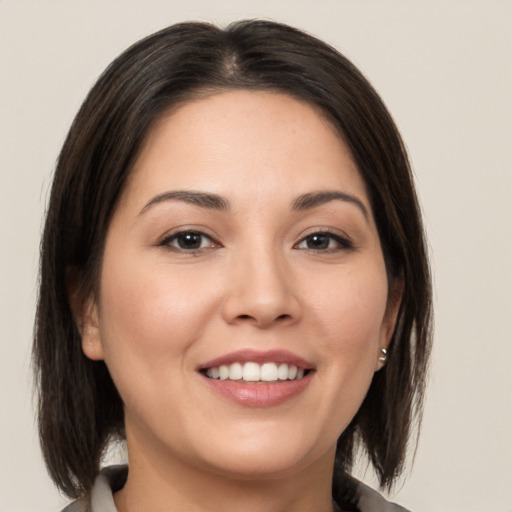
left=80, top=90, right=401, bottom=512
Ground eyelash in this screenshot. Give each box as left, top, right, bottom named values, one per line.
left=158, top=229, right=353, bottom=254
left=294, top=230, right=353, bottom=252
left=158, top=230, right=219, bottom=253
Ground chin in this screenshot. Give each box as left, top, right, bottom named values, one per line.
left=203, top=452, right=312, bottom=481
left=190, top=427, right=334, bottom=481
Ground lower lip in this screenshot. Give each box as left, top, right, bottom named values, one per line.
left=201, top=373, right=313, bottom=407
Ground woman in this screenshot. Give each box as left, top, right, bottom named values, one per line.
left=33, top=19, right=432, bottom=512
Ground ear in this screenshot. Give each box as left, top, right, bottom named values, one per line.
left=67, top=268, right=105, bottom=361
left=79, top=298, right=105, bottom=361
left=376, top=276, right=404, bottom=371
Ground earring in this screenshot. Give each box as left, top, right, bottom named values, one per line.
left=378, top=348, right=388, bottom=364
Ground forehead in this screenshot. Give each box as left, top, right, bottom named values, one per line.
left=122, top=90, right=369, bottom=211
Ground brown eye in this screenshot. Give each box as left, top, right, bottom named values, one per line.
left=304, top=234, right=331, bottom=250
left=161, top=231, right=217, bottom=251
left=296, top=232, right=352, bottom=251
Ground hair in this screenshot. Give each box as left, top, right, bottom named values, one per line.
left=33, top=19, right=432, bottom=505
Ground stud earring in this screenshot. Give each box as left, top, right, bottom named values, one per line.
left=378, top=348, right=388, bottom=364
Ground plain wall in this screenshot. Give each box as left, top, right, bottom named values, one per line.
left=1, top=1, right=511, bottom=511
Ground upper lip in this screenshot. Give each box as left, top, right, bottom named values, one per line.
left=198, top=349, right=314, bottom=370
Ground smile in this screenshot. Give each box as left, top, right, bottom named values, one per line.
left=198, top=349, right=315, bottom=407
left=203, top=362, right=307, bottom=382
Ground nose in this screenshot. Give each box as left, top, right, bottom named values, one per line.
left=221, top=246, right=301, bottom=329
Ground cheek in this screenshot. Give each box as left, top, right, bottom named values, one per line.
left=96, top=249, right=220, bottom=365
left=289, top=262, right=390, bottom=444
left=94, top=249, right=226, bottom=422
left=309, top=263, right=389, bottom=363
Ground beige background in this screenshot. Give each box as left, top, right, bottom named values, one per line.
left=1, top=1, right=511, bottom=511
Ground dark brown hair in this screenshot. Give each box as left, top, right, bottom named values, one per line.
left=33, top=19, right=432, bottom=502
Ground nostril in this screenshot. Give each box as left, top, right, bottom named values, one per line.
left=235, top=313, right=291, bottom=323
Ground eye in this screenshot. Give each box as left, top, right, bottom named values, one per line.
left=295, top=231, right=352, bottom=251
left=160, top=230, right=218, bottom=251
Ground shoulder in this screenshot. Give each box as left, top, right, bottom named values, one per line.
left=333, top=472, right=411, bottom=512
left=60, top=465, right=128, bottom=512
left=60, top=501, right=88, bottom=512
left=355, top=480, right=411, bottom=512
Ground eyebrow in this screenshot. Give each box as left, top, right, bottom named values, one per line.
left=291, top=191, right=369, bottom=220
left=139, top=189, right=369, bottom=220
left=139, top=190, right=230, bottom=215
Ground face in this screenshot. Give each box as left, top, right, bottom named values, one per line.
left=82, top=90, right=399, bottom=481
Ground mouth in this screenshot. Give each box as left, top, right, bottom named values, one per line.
left=200, top=362, right=311, bottom=382
left=197, top=349, right=315, bottom=406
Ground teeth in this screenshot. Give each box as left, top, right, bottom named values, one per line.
left=261, top=362, right=278, bottom=381
left=277, top=363, right=289, bottom=380
left=229, top=362, right=243, bottom=380
left=205, top=362, right=307, bottom=382
left=219, top=365, right=229, bottom=380
left=243, top=362, right=260, bottom=381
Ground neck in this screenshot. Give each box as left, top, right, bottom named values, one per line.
left=114, top=433, right=337, bottom=512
